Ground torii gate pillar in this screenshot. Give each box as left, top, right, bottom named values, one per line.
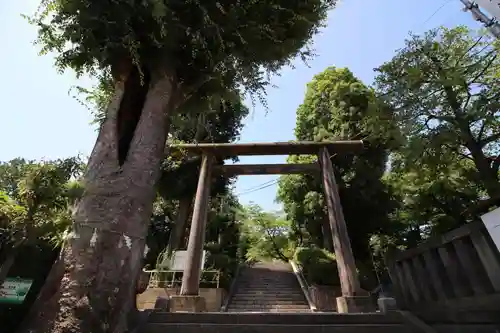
left=319, top=147, right=375, bottom=313
left=171, top=153, right=213, bottom=312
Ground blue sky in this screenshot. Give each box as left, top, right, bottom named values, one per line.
left=0, top=0, right=479, bottom=211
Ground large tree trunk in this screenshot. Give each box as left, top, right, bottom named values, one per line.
left=21, top=65, right=177, bottom=333
left=165, top=197, right=192, bottom=257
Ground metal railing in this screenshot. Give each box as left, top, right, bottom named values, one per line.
left=220, top=264, right=244, bottom=312
left=143, top=269, right=221, bottom=288
left=290, top=260, right=317, bottom=312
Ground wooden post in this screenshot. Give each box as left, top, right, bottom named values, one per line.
left=318, top=147, right=361, bottom=296
left=180, top=153, right=213, bottom=296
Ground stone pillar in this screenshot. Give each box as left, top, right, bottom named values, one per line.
left=174, top=153, right=212, bottom=312
left=318, top=147, right=374, bottom=313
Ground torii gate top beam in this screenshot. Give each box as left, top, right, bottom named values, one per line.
left=168, top=140, right=364, bottom=157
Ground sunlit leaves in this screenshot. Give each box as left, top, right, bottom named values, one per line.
left=28, top=0, right=336, bottom=102
left=237, top=204, right=293, bottom=261
left=374, top=26, right=500, bottom=197
left=0, top=157, right=85, bottom=247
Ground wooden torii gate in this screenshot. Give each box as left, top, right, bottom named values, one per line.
left=168, top=141, right=374, bottom=313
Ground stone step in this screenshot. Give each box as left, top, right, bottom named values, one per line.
left=235, top=291, right=304, bottom=295
left=236, top=286, right=302, bottom=290
left=236, top=286, right=301, bottom=290
left=231, top=294, right=305, bottom=302
left=431, top=324, right=500, bottom=333
left=238, top=280, right=299, bottom=287
left=143, top=323, right=414, bottom=333
left=226, top=308, right=311, bottom=313
left=228, top=304, right=310, bottom=309
left=238, top=280, right=297, bottom=282
left=238, top=280, right=298, bottom=283
left=147, top=312, right=409, bottom=325
left=234, top=289, right=304, bottom=297
left=230, top=299, right=308, bottom=306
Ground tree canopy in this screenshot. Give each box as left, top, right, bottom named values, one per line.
left=375, top=26, right=500, bottom=200
left=30, top=0, right=336, bottom=103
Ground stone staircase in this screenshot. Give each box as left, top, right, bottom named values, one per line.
left=138, top=261, right=425, bottom=332
left=225, top=261, right=310, bottom=313
left=141, top=311, right=423, bottom=333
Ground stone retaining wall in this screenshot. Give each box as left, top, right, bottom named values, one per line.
left=137, top=287, right=226, bottom=312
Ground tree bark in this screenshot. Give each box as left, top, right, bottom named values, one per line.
left=465, top=136, right=500, bottom=198
left=165, top=197, right=192, bottom=256
left=21, top=65, right=177, bottom=333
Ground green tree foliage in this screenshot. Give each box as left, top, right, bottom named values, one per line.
left=237, top=204, right=293, bottom=262
left=375, top=26, right=500, bottom=200
left=0, top=158, right=84, bottom=247
left=277, top=67, right=400, bottom=269
left=294, top=246, right=338, bottom=286
left=158, top=94, right=249, bottom=201
left=0, top=158, right=84, bottom=286
left=204, top=192, right=243, bottom=288
left=30, top=0, right=335, bottom=102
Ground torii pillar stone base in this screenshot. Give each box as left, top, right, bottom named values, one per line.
left=169, top=295, right=206, bottom=313
left=336, top=295, right=375, bottom=313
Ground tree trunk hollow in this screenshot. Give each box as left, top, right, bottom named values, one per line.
left=117, top=67, right=151, bottom=166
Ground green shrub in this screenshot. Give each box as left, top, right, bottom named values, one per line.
left=204, top=245, right=239, bottom=289
left=294, top=246, right=339, bottom=286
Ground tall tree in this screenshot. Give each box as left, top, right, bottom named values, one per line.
left=375, top=26, right=500, bottom=200
left=382, top=151, right=483, bottom=249
left=277, top=67, right=399, bottom=273
left=25, top=1, right=335, bottom=331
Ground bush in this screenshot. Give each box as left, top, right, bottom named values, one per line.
left=294, top=246, right=339, bottom=286
left=204, top=243, right=239, bottom=289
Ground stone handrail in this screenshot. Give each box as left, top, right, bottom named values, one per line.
left=290, top=260, right=317, bottom=312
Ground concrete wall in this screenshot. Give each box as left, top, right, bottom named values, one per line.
left=137, top=287, right=226, bottom=312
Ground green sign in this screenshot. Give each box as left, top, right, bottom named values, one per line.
left=0, top=278, right=33, bottom=304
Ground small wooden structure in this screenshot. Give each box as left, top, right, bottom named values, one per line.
left=385, top=221, right=500, bottom=323
left=168, top=141, right=367, bottom=310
